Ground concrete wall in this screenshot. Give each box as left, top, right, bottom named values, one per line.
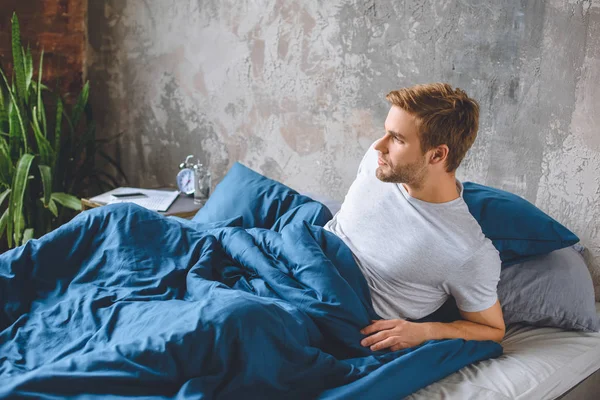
left=88, top=0, right=600, bottom=298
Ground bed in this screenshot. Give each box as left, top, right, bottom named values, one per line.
left=318, top=195, right=600, bottom=400
left=2, top=163, right=598, bottom=399
left=407, top=303, right=600, bottom=399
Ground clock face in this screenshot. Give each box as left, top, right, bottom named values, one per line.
left=176, top=168, right=195, bottom=195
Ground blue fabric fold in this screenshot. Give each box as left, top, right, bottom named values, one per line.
left=0, top=203, right=502, bottom=399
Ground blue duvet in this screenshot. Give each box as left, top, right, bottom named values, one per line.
left=0, top=203, right=502, bottom=399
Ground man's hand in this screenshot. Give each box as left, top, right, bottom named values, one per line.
left=360, top=300, right=506, bottom=352
left=360, top=319, right=430, bottom=351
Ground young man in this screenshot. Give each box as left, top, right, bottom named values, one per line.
left=324, top=83, right=505, bottom=352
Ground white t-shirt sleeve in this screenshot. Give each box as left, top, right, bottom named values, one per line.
left=448, top=242, right=501, bottom=313
left=356, top=141, right=379, bottom=177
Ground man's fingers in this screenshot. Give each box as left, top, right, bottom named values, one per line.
left=360, top=329, right=391, bottom=347
left=360, top=319, right=396, bottom=335
left=369, top=336, right=398, bottom=351
left=390, top=342, right=410, bottom=352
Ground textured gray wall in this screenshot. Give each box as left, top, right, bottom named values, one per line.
left=88, top=0, right=600, bottom=297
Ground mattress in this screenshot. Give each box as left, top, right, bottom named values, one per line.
left=407, top=303, right=600, bottom=400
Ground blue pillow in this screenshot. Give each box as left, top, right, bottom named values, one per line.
left=192, top=162, right=332, bottom=229
left=462, top=182, right=579, bottom=266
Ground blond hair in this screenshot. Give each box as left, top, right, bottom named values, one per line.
left=386, top=83, right=480, bottom=172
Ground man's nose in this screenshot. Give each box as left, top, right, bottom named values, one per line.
left=374, top=136, right=387, bottom=153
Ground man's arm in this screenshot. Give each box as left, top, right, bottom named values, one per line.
left=424, top=300, right=505, bottom=343
left=360, top=300, right=505, bottom=351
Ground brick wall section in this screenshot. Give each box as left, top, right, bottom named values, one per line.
left=0, top=0, right=87, bottom=103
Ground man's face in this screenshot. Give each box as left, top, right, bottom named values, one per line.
left=374, top=106, right=428, bottom=187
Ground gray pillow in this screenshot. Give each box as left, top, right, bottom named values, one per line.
left=499, top=245, right=600, bottom=332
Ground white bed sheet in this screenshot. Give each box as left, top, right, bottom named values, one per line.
left=407, top=303, right=600, bottom=400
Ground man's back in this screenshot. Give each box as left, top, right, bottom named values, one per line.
left=325, top=143, right=501, bottom=320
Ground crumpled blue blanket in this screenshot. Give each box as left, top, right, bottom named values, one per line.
left=0, top=203, right=502, bottom=399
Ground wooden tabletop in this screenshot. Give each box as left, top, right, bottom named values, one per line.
left=81, top=189, right=203, bottom=219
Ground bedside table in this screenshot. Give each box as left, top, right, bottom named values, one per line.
left=81, top=191, right=203, bottom=220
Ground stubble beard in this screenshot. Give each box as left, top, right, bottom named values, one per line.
left=376, top=157, right=428, bottom=188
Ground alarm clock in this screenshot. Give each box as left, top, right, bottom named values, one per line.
left=177, top=155, right=196, bottom=195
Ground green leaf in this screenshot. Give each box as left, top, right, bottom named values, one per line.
left=0, top=69, right=28, bottom=153
left=13, top=210, right=25, bottom=246
left=11, top=13, right=27, bottom=109
left=71, top=81, right=89, bottom=128
left=0, top=208, right=7, bottom=240
left=40, top=98, right=47, bottom=138
left=32, top=107, right=54, bottom=166
left=24, top=45, right=33, bottom=96
left=23, top=227, right=34, bottom=243
left=47, top=198, right=58, bottom=217
left=7, top=153, right=34, bottom=248
left=0, top=82, right=8, bottom=133
left=51, top=192, right=81, bottom=211
left=38, top=164, right=52, bottom=206
left=0, top=139, right=12, bottom=185
left=8, top=96, right=22, bottom=161
left=37, top=49, right=45, bottom=135
left=33, top=82, right=51, bottom=92
left=0, top=188, right=10, bottom=207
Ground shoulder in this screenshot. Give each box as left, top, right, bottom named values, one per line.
left=448, top=200, right=492, bottom=246
left=461, top=239, right=501, bottom=276
left=446, top=201, right=501, bottom=272
left=357, top=140, right=380, bottom=176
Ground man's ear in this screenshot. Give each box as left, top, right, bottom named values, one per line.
left=430, top=145, right=449, bottom=165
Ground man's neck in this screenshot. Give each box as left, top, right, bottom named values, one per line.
left=402, top=174, right=460, bottom=204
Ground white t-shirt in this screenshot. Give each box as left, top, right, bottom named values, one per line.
left=324, top=143, right=501, bottom=320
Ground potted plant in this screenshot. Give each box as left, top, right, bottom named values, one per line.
left=0, top=12, right=126, bottom=252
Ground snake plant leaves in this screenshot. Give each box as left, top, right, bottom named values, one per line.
left=8, top=92, right=22, bottom=160
left=0, top=139, right=12, bottom=186
left=0, top=209, right=7, bottom=240
left=0, top=188, right=9, bottom=207
left=71, top=81, right=89, bottom=129
left=37, top=50, right=46, bottom=136
left=1, top=68, right=28, bottom=154
left=22, top=227, right=34, bottom=244
left=7, top=153, right=34, bottom=247
left=0, top=82, right=8, bottom=134
left=0, top=189, right=10, bottom=240
left=11, top=13, right=27, bottom=109
left=23, top=45, right=33, bottom=97
left=32, top=107, right=53, bottom=166
left=51, top=192, right=81, bottom=211
left=38, top=165, right=52, bottom=206
left=47, top=198, right=58, bottom=217
left=13, top=210, right=25, bottom=246
left=0, top=13, right=124, bottom=250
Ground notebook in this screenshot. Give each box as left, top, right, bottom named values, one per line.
left=89, top=187, right=179, bottom=212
